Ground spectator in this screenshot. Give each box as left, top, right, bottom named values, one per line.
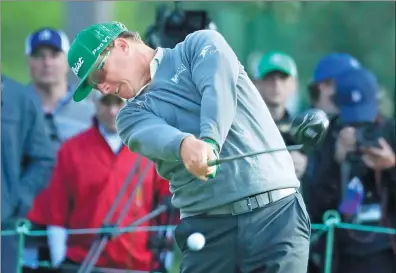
left=23, top=27, right=95, bottom=270
left=307, top=53, right=361, bottom=118
left=305, top=53, right=363, bottom=210
left=25, top=27, right=94, bottom=150
left=253, top=51, right=308, bottom=181
left=312, top=68, right=396, bottom=273
left=305, top=54, right=362, bottom=273
left=27, top=93, right=171, bottom=272
left=1, top=75, right=55, bottom=273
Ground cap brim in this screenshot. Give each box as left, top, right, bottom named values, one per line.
left=339, top=102, right=378, bottom=124
left=28, top=43, right=63, bottom=56
left=72, top=58, right=98, bottom=102
left=259, top=65, right=293, bottom=79
left=73, top=74, right=93, bottom=102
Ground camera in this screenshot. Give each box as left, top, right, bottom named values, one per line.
left=354, top=123, right=382, bottom=148
left=344, top=122, right=382, bottom=177
left=145, top=2, right=216, bottom=49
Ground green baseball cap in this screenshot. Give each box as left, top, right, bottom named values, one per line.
left=257, top=51, right=297, bottom=79
left=68, top=21, right=128, bottom=102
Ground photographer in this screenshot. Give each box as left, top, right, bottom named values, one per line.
left=306, top=53, right=362, bottom=217
left=308, top=53, right=361, bottom=118
left=311, top=67, right=396, bottom=273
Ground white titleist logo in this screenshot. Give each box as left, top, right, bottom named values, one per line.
left=71, top=57, right=84, bottom=76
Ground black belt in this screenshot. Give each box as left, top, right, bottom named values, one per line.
left=205, top=188, right=296, bottom=216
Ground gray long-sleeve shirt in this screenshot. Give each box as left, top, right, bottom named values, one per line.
left=1, top=75, right=55, bottom=222
left=116, top=30, right=299, bottom=218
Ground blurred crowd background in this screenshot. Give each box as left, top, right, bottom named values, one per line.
left=2, top=1, right=395, bottom=115
left=1, top=1, right=395, bottom=273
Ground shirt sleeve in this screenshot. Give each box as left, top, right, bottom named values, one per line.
left=47, top=225, right=68, bottom=266
left=18, top=95, right=55, bottom=216
left=154, top=172, right=171, bottom=201
left=186, top=30, right=240, bottom=149
left=153, top=171, right=180, bottom=225
left=116, top=104, right=193, bottom=162
left=47, top=145, right=73, bottom=227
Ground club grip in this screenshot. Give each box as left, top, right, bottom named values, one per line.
left=207, top=159, right=218, bottom=167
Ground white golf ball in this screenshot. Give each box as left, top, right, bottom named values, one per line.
left=186, top=232, right=206, bottom=251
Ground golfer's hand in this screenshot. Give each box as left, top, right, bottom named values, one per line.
left=180, top=136, right=217, bottom=181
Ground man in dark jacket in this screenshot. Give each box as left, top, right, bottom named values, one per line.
left=311, top=68, right=396, bottom=273
left=1, top=75, right=55, bottom=273
left=253, top=51, right=308, bottom=181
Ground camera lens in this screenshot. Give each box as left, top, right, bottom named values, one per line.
left=362, top=125, right=375, bottom=140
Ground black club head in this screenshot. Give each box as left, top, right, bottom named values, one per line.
left=289, top=109, right=330, bottom=151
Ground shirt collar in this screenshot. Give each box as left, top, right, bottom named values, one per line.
left=131, top=48, right=164, bottom=100
left=150, top=47, right=164, bottom=78
left=98, top=123, right=119, bottom=138
left=98, top=124, right=123, bottom=153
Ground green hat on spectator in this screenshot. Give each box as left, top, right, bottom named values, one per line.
left=257, top=51, right=297, bottom=79
left=67, top=21, right=128, bottom=102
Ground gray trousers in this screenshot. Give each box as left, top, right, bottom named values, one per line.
left=174, top=192, right=311, bottom=273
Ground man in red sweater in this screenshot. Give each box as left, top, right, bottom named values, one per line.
left=27, top=93, right=171, bottom=271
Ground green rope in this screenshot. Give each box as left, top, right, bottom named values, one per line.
left=310, top=229, right=327, bottom=244
left=2, top=217, right=394, bottom=237
left=311, top=223, right=328, bottom=231
left=1, top=224, right=177, bottom=237
left=36, top=261, right=162, bottom=273
left=1, top=210, right=394, bottom=272
left=336, top=222, right=396, bottom=235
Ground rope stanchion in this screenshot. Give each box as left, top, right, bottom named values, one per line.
left=15, top=219, right=32, bottom=273
left=322, top=210, right=341, bottom=273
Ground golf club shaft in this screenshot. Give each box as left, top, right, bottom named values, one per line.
left=208, top=144, right=303, bottom=166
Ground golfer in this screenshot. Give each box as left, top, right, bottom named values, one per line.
left=67, top=21, right=310, bottom=273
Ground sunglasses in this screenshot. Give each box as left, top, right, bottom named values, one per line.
left=89, top=50, right=111, bottom=86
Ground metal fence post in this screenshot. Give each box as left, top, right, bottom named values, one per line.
left=15, top=219, right=32, bottom=273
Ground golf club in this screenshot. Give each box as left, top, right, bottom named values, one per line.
left=207, top=108, right=330, bottom=167
left=207, top=144, right=303, bottom=166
